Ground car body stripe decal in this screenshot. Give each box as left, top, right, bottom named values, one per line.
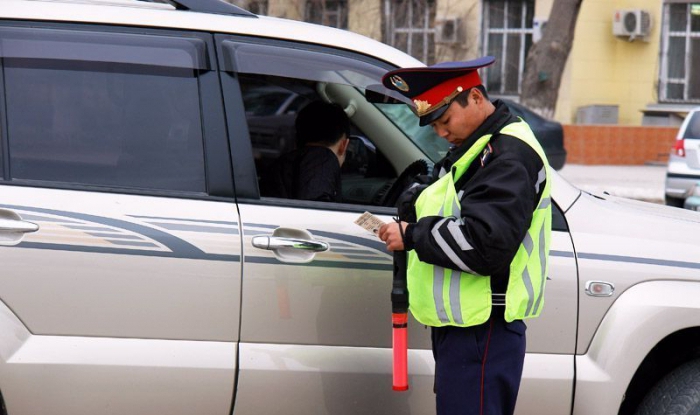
left=86, top=232, right=144, bottom=240
left=15, top=207, right=695, bottom=272
left=1, top=204, right=209, bottom=258
left=105, top=239, right=160, bottom=248
left=149, top=222, right=238, bottom=234
left=338, top=254, right=389, bottom=261
left=65, top=225, right=115, bottom=232
left=13, top=242, right=239, bottom=262
left=578, top=252, right=700, bottom=270
left=305, top=229, right=389, bottom=255
left=129, top=215, right=238, bottom=226
left=243, top=256, right=392, bottom=271
left=331, top=248, right=383, bottom=255
left=22, top=214, right=80, bottom=224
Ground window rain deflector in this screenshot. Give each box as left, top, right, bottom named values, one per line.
left=220, top=40, right=411, bottom=105
left=0, top=27, right=210, bottom=70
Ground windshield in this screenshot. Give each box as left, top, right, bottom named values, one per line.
left=375, top=103, right=449, bottom=163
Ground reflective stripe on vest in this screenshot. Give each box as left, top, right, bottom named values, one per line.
left=408, top=120, right=552, bottom=327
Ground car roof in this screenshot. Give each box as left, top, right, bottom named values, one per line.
left=1, top=0, right=424, bottom=69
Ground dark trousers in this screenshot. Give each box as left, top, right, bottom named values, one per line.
left=431, top=316, right=527, bottom=415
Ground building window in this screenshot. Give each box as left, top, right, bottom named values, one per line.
left=383, top=0, right=437, bottom=64
left=482, top=0, right=534, bottom=96
left=660, top=2, right=700, bottom=103
left=305, top=0, right=348, bottom=29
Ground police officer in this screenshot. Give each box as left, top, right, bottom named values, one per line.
left=377, top=56, right=551, bottom=415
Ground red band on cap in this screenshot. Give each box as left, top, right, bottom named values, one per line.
left=413, top=71, right=482, bottom=111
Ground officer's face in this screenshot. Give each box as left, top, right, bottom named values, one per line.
left=430, top=89, right=486, bottom=147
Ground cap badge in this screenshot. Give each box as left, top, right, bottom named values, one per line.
left=390, top=75, right=409, bottom=92
left=413, top=99, right=431, bottom=115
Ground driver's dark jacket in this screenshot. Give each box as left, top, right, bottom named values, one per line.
left=400, top=100, right=546, bottom=294
left=260, top=146, right=342, bottom=202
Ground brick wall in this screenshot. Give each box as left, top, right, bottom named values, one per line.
left=563, top=125, right=677, bottom=165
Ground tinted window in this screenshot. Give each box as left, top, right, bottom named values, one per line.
left=237, top=74, right=395, bottom=205
left=221, top=39, right=400, bottom=206
left=2, top=27, right=207, bottom=193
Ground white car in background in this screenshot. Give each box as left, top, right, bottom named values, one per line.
left=0, top=1, right=699, bottom=415
left=665, top=107, right=700, bottom=207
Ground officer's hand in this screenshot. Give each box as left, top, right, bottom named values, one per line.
left=378, top=221, right=408, bottom=252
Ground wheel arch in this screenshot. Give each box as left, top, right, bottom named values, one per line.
left=617, top=327, right=700, bottom=415
left=574, top=281, right=700, bottom=415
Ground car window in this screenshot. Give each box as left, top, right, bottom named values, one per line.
left=220, top=39, right=406, bottom=102
left=1, top=26, right=208, bottom=193
left=220, top=38, right=401, bottom=206
left=236, top=74, right=395, bottom=205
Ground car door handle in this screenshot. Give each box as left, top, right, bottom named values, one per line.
left=252, top=236, right=329, bottom=252
left=250, top=227, right=329, bottom=264
left=0, top=218, right=39, bottom=234
left=0, top=209, right=39, bottom=247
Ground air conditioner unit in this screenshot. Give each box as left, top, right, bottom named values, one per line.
left=533, top=17, right=547, bottom=43
left=613, top=9, right=652, bottom=41
left=435, top=18, right=461, bottom=44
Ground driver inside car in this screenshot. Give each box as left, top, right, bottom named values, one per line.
left=260, top=100, right=351, bottom=202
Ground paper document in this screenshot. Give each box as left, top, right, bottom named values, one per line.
left=354, top=211, right=386, bottom=236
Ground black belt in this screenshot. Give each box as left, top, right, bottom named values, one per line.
left=492, top=293, right=506, bottom=306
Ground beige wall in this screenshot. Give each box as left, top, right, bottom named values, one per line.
left=433, top=0, right=481, bottom=62
left=348, top=0, right=382, bottom=40
left=534, top=0, right=554, bottom=18
left=267, top=0, right=304, bottom=20
left=559, top=0, right=662, bottom=125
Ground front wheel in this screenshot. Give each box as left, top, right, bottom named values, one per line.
left=635, top=359, right=700, bottom=415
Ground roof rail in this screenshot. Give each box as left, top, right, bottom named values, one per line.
left=140, top=0, right=257, bottom=17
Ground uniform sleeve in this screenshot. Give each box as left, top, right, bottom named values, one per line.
left=406, top=156, right=541, bottom=276
left=397, top=174, right=433, bottom=222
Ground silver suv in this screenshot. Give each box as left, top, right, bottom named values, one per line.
left=665, top=107, right=700, bottom=207
left=1, top=1, right=700, bottom=415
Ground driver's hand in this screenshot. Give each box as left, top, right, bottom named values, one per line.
left=378, top=221, right=408, bottom=252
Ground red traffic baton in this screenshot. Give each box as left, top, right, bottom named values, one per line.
left=391, top=248, right=409, bottom=391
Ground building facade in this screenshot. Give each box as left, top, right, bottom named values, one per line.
left=230, top=0, right=698, bottom=127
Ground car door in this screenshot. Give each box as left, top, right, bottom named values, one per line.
left=220, top=35, right=578, bottom=415
left=0, top=24, right=240, bottom=415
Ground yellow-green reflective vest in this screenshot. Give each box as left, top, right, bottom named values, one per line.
left=408, top=120, right=552, bottom=327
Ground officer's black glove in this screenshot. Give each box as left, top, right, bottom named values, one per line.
left=397, top=180, right=429, bottom=222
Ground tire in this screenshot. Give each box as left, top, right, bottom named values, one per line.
left=635, top=359, right=700, bottom=415
left=666, top=195, right=685, bottom=208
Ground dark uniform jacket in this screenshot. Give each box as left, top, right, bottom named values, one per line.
left=400, top=100, right=547, bottom=294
